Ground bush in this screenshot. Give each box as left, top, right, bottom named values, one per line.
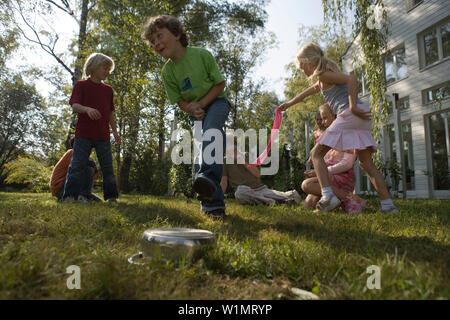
left=169, top=164, right=194, bottom=198
left=4, top=156, right=52, bottom=193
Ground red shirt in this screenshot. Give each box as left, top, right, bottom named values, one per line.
left=69, top=78, right=115, bottom=140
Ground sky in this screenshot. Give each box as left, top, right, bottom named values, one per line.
left=252, top=0, right=324, bottom=99
left=10, top=0, right=325, bottom=101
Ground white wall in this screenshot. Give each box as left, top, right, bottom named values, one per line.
left=341, top=0, right=450, bottom=198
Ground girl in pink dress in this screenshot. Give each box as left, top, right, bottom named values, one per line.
left=302, top=104, right=366, bottom=214
left=279, top=42, right=398, bottom=213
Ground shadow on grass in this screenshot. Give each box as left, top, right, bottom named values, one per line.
left=115, top=197, right=203, bottom=227
left=223, top=210, right=450, bottom=269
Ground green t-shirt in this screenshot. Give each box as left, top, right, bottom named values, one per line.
left=162, top=47, right=226, bottom=104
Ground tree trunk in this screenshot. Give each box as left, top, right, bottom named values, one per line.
left=118, top=114, right=140, bottom=192
left=72, top=0, right=90, bottom=84
left=157, top=106, right=165, bottom=160
left=65, top=0, right=91, bottom=149
left=167, top=112, right=177, bottom=196
left=158, top=131, right=165, bottom=161
left=119, top=152, right=132, bottom=193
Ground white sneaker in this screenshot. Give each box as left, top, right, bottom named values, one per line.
left=379, top=206, right=399, bottom=213
left=316, top=195, right=341, bottom=212
left=290, top=190, right=301, bottom=203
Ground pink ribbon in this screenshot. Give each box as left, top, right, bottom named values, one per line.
left=247, top=107, right=282, bottom=168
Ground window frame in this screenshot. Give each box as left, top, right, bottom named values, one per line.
left=351, top=66, right=370, bottom=97
left=422, top=81, right=450, bottom=105
left=384, top=44, right=408, bottom=86
left=384, top=121, right=416, bottom=191
left=418, top=18, right=450, bottom=69
left=406, top=0, right=423, bottom=13
left=401, top=121, right=415, bottom=190
left=386, top=95, right=410, bottom=114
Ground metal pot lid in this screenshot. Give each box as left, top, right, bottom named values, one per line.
left=142, top=228, right=214, bottom=241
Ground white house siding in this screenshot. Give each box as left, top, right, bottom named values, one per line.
left=341, top=0, right=450, bottom=199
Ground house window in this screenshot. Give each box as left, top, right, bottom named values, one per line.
left=386, top=123, right=415, bottom=190
left=419, top=19, right=450, bottom=68
left=384, top=45, right=408, bottom=85
left=387, top=96, right=410, bottom=114
left=442, top=21, right=450, bottom=58
left=406, top=0, right=423, bottom=11
left=402, top=123, right=415, bottom=190
left=428, top=111, right=450, bottom=190
left=352, top=67, right=369, bottom=97
left=423, top=81, right=450, bottom=104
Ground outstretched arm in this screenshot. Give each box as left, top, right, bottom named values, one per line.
left=278, top=81, right=320, bottom=111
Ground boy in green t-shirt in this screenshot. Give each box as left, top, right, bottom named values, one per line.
left=142, top=15, right=230, bottom=219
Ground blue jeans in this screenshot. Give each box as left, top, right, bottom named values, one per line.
left=63, top=138, right=118, bottom=200
left=190, top=98, right=230, bottom=211
left=56, top=166, right=95, bottom=200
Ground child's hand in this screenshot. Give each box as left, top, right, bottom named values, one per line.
left=304, top=169, right=316, bottom=178
left=86, top=107, right=102, bottom=120
left=278, top=102, right=291, bottom=112
left=350, top=105, right=371, bottom=121
left=187, top=103, right=205, bottom=120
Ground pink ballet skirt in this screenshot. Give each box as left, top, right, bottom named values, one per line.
left=317, top=104, right=377, bottom=153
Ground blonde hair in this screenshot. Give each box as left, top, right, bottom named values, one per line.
left=295, top=42, right=340, bottom=80
left=315, top=104, right=335, bottom=132
left=83, top=53, right=115, bottom=78
left=314, top=111, right=325, bottom=132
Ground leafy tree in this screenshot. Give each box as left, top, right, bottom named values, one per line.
left=0, top=76, right=45, bottom=181
left=8, top=0, right=95, bottom=84
left=243, top=89, right=281, bottom=133
left=7, top=0, right=99, bottom=149
left=0, top=1, right=20, bottom=76
left=4, top=155, right=52, bottom=192
left=214, top=22, right=276, bottom=129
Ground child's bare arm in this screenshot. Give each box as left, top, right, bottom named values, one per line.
left=72, top=103, right=102, bottom=120
left=279, top=82, right=320, bottom=111
left=185, top=81, right=226, bottom=114
left=197, top=81, right=226, bottom=109
left=178, top=100, right=205, bottom=120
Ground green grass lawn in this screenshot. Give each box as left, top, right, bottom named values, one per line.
left=0, top=192, right=448, bottom=300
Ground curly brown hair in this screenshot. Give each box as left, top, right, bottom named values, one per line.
left=141, top=15, right=189, bottom=48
